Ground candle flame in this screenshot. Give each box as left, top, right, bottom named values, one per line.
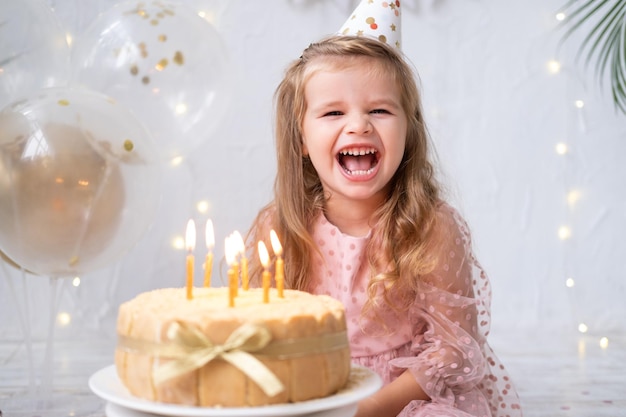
left=225, top=236, right=236, bottom=265
left=205, top=219, right=215, bottom=250
left=232, top=230, right=245, bottom=256
left=185, top=219, right=196, bottom=252
left=270, top=229, right=283, bottom=256
left=258, top=241, right=270, bottom=268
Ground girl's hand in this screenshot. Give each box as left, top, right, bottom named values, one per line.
left=354, top=370, right=429, bottom=417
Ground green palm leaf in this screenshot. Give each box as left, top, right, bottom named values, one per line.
left=559, top=0, right=626, bottom=114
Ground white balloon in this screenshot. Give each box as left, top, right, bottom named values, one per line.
left=0, top=87, right=162, bottom=277
left=71, top=1, right=233, bottom=161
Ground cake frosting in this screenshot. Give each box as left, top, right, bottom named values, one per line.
left=115, top=287, right=351, bottom=406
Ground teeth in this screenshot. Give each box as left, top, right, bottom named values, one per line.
left=339, top=148, right=377, bottom=156
left=346, top=168, right=375, bottom=175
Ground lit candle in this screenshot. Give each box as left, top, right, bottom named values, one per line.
left=233, top=230, right=249, bottom=290
left=225, top=236, right=236, bottom=307
left=204, top=219, right=214, bottom=288
left=229, top=232, right=240, bottom=297
left=185, top=219, right=196, bottom=300
left=258, top=241, right=271, bottom=303
left=270, top=229, right=284, bottom=298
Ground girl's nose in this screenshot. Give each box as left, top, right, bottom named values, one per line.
left=346, top=113, right=372, bottom=134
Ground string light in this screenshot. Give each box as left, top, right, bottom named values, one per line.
left=599, top=337, right=609, bottom=349
left=550, top=7, right=616, bottom=351
left=547, top=59, right=561, bottom=74
left=175, top=103, right=188, bottom=115
left=550, top=48, right=585, bottom=338
left=555, top=142, right=568, bottom=155
left=57, top=312, right=71, bottom=326
left=170, top=156, right=184, bottom=167
left=558, top=226, right=572, bottom=240
left=566, top=189, right=581, bottom=207
left=172, top=236, right=185, bottom=250
left=72, top=277, right=81, bottom=287
left=196, top=200, right=211, bottom=214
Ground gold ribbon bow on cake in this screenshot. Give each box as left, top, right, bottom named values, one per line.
left=128, top=321, right=285, bottom=397
left=157, top=321, right=284, bottom=396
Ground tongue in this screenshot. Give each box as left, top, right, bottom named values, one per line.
left=341, top=154, right=375, bottom=172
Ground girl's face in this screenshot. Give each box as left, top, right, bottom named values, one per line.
left=301, top=58, right=407, bottom=207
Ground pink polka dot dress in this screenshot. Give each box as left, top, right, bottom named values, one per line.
left=307, top=203, right=522, bottom=417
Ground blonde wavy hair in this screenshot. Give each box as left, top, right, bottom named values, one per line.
left=248, top=35, right=441, bottom=315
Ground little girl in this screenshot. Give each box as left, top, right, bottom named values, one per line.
left=247, top=34, right=522, bottom=417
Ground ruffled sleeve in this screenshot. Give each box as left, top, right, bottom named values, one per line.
left=389, top=204, right=497, bottom=412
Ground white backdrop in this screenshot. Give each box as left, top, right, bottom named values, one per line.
left=1, top=0, right=625, bottom=352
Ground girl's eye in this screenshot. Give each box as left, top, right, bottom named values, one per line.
left=371, top=109, right=390, bottom=114
left=324, top=111, right=343, bottom=116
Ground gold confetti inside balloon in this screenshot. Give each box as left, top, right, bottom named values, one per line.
left=0, top=0, right=70, bottom=110
left=71, top=0, right=232, bottom=161
left=0, top=88, right=162, bottom=277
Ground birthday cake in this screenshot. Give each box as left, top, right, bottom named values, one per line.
left=114, top=287, right=351, bottom=407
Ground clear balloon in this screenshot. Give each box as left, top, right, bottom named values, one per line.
left=1, top=249, right=26, bottom=272
left=71, top=0, right=233, bottom=161
left=0, top=0, right=70, bottom=110
left=0, top=87, right=162, bottom=277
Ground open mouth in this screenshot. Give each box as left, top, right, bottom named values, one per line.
left=337, top=147, right=379, bottom=176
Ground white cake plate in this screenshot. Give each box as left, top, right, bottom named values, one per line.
left=89, top=364, right=382, bottom=417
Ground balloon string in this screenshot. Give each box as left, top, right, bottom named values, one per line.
left=40, top=276, right=65, bottom=407
left=20, top=268, right=36, bottom=392
left=1, top=261, right=36, bottom=392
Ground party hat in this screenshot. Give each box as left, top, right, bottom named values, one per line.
left=338, top=0, right=402, bottom=49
